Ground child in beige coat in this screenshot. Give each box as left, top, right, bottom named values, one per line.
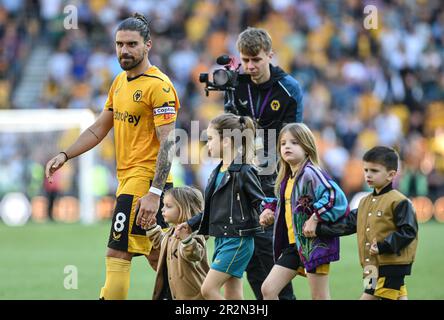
left=145, top=186, right=209, bottom=300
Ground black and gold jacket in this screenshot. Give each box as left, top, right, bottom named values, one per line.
left=316, top=183, right=418, bottom=276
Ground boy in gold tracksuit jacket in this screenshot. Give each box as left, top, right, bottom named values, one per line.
left=315, top=146, right=418, bottom=300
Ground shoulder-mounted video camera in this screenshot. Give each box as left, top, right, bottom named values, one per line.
left=199, top=55, right=249, bottom=114
left=199, top=55, right=241, bottom=94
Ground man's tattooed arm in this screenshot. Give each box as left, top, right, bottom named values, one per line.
left=152, top=122, right=176, bottom=190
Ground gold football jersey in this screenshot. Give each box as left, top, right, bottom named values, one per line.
left=104, top=66, right=180, bottom=194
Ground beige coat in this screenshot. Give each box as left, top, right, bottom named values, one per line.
left=146, top=225, right=209, bottom=300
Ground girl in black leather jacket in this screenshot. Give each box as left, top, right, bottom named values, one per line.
left=186, top=113, right=273, bottom=300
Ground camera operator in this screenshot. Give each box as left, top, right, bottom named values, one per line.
left=226, top=27, right=303, bottom=300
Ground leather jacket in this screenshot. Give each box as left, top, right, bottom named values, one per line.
left=188, top=160, right=265, bottom=237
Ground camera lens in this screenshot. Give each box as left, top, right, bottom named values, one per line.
left=213, top=69, right=229, bottom=86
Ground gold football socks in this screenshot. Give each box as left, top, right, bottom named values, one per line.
left=99, top=257, right=131, bottom=300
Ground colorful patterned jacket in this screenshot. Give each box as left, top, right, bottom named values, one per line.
left=273, top=160, right=349, bottom=271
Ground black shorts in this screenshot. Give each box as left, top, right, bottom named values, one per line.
left=276, top=245, right=302, bottom=270
left=364, top=276, right=407, bottom=300
left=275, top=245, right=330, bottom=275
left=107, top=182, right=173, bottom=255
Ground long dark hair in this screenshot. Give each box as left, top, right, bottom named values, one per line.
left=116, top=13, right=151, bottom=42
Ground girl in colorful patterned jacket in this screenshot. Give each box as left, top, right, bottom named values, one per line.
left=259, top=123, right=349, bottom=300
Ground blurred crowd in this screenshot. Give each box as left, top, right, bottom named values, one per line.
left=1, top=0, right=444, bottom=220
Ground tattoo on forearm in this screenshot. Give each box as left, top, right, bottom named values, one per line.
left=152, top=136, right=175, bottom=189
left=88, top=128, right=99, bottom=140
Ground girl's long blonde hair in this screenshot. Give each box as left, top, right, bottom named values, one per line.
left=164, top=186, right=204, bottom=224
left=275, top=123, right=320, bottom=196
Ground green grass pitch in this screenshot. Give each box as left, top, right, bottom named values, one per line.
left=1, top=220, right=443, bottom=300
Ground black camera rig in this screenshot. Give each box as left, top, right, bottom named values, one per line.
left=199, top=55, right=240, bottom=94
left=199, top=55, right=249, bottom=114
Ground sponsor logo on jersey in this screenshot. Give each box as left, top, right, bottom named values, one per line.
left=114, top=110, right=141, bottom=126
left=270, top=99, right=281, bottom=111
left=162, top=87, right=171, bottom=93
left=133, top=90, right=142, bottom=102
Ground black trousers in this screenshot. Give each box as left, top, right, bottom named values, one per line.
left=246, top=225, right=296, bottom=300
left=245, top=171, right=296, bottom=300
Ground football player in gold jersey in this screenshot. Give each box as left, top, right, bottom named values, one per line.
left=45, top=13, right=180, bottom=299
